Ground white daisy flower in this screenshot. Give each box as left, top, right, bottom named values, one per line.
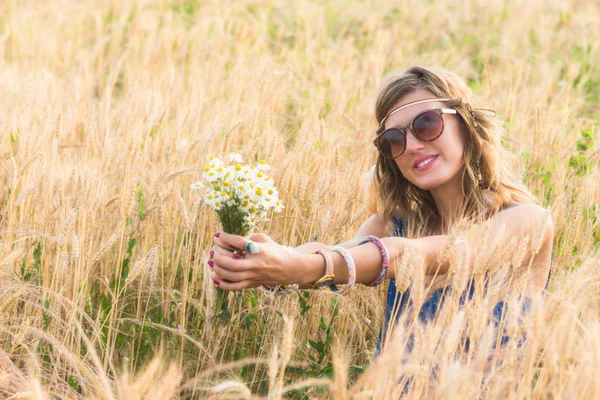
left=208, top=157, right=224, bottom=168
left=203, top=167, right=219, bottom=182
left=257, top=159, right=271, bottom=171
left=228, top=153, right=244, bottom=163
left=190, top=181, right=204, bottom=191
left=273, top=199, right=284, bottom=212
left=213, top=166, right=226, bottom=180
left=239, top=165, right=253, bottom=179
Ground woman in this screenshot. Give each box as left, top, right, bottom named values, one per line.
left=207, top=66, right=554, bottom=354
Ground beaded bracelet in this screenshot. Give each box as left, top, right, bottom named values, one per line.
left=359, top=235, right=389, bottom=287
left=330, top=246, right=356, bottom=296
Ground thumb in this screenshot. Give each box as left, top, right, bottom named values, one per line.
left=249, top=232, right=276, bottom=244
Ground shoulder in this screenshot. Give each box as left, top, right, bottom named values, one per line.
left=353, top=213, right=391, bottom=239
left=497, top=203, right=550, bottom=220
left=493, top=203, right=554, bottom=238
left=336, top=213, right=390, bottom=249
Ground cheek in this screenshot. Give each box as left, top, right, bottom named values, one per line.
left=442, top=126, right=466, bottom=162
left=394, top=159, right=412, bottom=176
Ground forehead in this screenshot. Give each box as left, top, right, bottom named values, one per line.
left=384, top=89, right=447, bottom=129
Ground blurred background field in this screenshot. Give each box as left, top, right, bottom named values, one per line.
left=0, top=0, right=599, bottom=398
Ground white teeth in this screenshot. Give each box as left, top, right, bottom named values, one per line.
left=416, top=156, right=436, bottom=168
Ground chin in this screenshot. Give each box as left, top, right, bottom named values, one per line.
left=406, top=176, right=448, bottom=191
left=413, top=182, right=442, bottom=191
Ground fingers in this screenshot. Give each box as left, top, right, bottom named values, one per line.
left=213, top=232, right=249, bottom=251
left=212, top=262, right=252, bottom=282
left=209, top=231, right=272, bottom=292
left=212, top=252, right=260, bottom=272
left=216, top=279, right=257, bottom=291
left=210, top=269, right=256, bottom=291
left=210, top=245, right=235, bottom=259
left=249, top=232, right=275, bottom=244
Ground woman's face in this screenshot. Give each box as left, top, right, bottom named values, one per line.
left=383, top=88, right=465, bottom=191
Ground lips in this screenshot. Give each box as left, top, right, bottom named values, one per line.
left=412, top=155, right=439, bottom=169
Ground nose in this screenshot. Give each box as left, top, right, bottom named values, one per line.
left=404, top=128, right=424, bottom=155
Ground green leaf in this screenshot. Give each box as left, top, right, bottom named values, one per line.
left=308, top=339, right=324, bottom=353
left=135, top=186, right=145, bottom=220
left=42, top=299, right=52, bottom=331
left=318, top=316, right=327, bottom=331
left=297, top=291, right=312, bottom=316
left=349, top=365, right=369, bottom=375
left=67, top=376, right=82, bottom=393
left=243, top=312, right=257, bottom=328
left=286, top=366, right=309, bottom=376
left=319, top=364, right=334, bottom=377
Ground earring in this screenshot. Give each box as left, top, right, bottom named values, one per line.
left=476, top=161, right=483, bottom=189
left=465, top=103, right=478, bottom=128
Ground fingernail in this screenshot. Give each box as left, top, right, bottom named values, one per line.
left=208, top=260, right=214, bottom=268
left=209, top=250, right=214, bottom=258
left=233, top=255, right=242, bottom=260
left=214, top=232, right=221, bottom=238
left=213, top=280, right=220, bottom=285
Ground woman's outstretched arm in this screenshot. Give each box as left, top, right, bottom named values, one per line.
left=288, top=214, right=389, bottom=253
left=210, top=204, right=553, bottom=293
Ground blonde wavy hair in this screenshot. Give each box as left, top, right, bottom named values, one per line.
left=365, top=66, right=537, bottom=237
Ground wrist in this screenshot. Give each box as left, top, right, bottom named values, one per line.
left=295, top=253, right=326, bottom=286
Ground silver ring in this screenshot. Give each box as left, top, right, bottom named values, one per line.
left=245, top=241, right=260, bottom=255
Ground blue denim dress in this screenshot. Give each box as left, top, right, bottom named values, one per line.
left=376, top=206, right=552, bottom=355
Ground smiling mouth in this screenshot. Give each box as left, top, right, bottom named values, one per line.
left=414, top=155, right=438, bottom=169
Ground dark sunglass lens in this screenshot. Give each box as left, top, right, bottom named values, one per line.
left=413, top=111, right=443, bottom=141
left=380, top=129, right=406, bottom=158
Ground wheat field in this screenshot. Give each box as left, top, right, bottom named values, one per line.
left=0, top=0, right=599, bottom=398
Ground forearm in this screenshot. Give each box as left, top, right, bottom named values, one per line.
left=292, top=242, right=333, bottom=254
left=295, top=237, right=411, bottom=286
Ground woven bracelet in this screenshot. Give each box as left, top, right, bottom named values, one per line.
left=330, top=246, right=356, bottom=296
left=359, top=235, right=389, bottom=287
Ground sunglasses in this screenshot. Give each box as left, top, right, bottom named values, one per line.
left=373, top=108, right=457, bottom=160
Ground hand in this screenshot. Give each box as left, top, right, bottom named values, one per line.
left=209, top=232, right=302, bottom=291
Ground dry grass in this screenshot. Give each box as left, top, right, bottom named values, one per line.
left=0, top=0, right=599, bottom=398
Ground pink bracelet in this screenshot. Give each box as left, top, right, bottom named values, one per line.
left=330, top=246, right=356, bottom=296
left=359, top=236, right=389, bottom=287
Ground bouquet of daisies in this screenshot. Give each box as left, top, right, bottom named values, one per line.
left=191, top=153, right=284, bottom=237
